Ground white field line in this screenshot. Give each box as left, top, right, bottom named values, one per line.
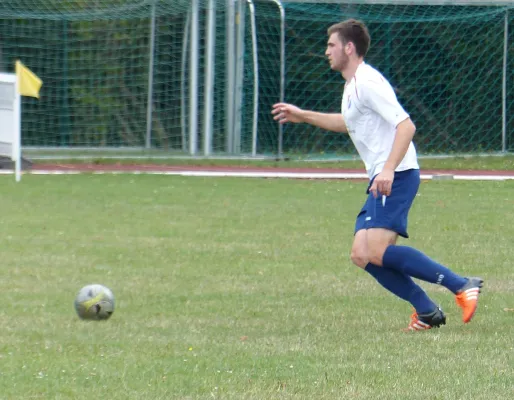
left=0, top=169, right=513, bottom=181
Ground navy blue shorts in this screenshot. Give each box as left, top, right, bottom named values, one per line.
left=354, top=168, right=420, bottom=238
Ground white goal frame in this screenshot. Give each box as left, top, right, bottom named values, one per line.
left=269, top=0, right=511, bottom=157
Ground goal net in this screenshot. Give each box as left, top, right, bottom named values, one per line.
left=0, top=1, right=513, bottom=157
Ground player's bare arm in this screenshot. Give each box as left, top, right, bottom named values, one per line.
left=370, top=118, right=416, bottom=197
left=272, top=103, right=347, bottom=133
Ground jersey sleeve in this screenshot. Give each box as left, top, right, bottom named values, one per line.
left=359, top=79, right=409, bottom=127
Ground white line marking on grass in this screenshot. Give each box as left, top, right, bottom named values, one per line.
left=1, top=169, right=514, bottom=181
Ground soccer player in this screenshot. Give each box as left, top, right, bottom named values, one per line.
left=271, top=19, right=483, bottom=331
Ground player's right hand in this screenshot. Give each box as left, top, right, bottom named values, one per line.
left=271, top=103, right=304, bottom=124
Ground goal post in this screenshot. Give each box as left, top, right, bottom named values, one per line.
left=255, top=0, right=513, bottom=157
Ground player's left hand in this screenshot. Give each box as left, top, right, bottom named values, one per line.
left=370, top=169, right=394, bottom=198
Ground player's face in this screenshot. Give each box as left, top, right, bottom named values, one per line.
left=325, top=33, right=349, bottom=72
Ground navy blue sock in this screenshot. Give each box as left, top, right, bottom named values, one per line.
left=365, top=263, right=437, bottom=314
left=382, top=245, right=467, bottom=294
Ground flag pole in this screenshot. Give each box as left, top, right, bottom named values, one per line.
left=14, top=68, right=22, bottom=182
left=14, top=60, right=43, bottom=182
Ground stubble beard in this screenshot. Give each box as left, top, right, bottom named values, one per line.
left=330, top=53, right=349, bottom=73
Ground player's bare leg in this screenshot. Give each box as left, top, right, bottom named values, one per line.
left=351, top=229, right=445, bottom=330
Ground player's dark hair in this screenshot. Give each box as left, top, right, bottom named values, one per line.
left=328, top=19, right=370, bottom=57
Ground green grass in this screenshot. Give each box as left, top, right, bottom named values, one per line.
left=24, top=149, right=514, bottom=171
left=1, top=175, right=513, bottom=399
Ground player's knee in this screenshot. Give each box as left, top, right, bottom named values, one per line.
left=367, top=245, right=386, bottom=267
left=366, top=229, right=398, bottom=267
left=350, top=248, right=368, bottom=269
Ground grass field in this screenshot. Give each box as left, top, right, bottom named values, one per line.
left=23, top=149, right=514, bottom=171
left=1, top=174, right=513, bottom=399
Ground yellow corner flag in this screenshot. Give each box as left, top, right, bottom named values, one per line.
left=15, top=60, right=42, bottom=99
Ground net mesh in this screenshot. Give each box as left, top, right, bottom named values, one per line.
left=258, top=2, right=514, bottom=155
left=0, top=1, right=513, bottom=155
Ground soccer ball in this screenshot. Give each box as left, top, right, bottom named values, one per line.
left=74, top=284, right=115, bottom=320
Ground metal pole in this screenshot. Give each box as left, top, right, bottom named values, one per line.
left=234, top=0, right=246, bottom=154
left=279, top=3, right=285, bottom=158
left=502, top=10, right=508, bottom=153
left=61, top=20, right=70, bottom=147
left=189, top=0, right=199, bottom=155
left=248, top=0, right=259, bottom=157
left=226, top=0, right=236, bottom=153
left=271, top=0, right=285, bottom=158
left=146, top=1, right=157, bottom=149
left=386, top=23, right=392, bottom=79
left=204, top=0, right=216, bottom=156
left=181, top=10, right=191, bottom=152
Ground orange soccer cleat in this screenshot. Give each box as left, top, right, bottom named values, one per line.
left=404, top=307, right=446, bottom=332
left=455, top=277, right=484, bottom=323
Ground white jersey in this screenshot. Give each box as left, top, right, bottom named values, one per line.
left=341, top=62, right=419, bottom=179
